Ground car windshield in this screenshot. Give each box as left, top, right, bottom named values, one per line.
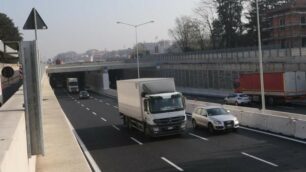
left=206, top=108, right=228, bottom=116
left=239, top=94, right=248, bottom=97
left=148, top=94, right=184, bottom=114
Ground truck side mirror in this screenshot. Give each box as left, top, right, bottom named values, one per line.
left=182, top=96, right=186, bottom=109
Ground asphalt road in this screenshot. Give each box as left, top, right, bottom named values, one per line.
left=55, top=88, right=306, bottom=172
left=184, top=94, right=306, bottom=115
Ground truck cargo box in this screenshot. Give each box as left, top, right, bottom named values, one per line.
left=238, top=71, right=306, bottom=96
left=117, top=78, right=176, bottom=121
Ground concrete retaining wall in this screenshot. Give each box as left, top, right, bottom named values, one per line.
left=187, top=100, right=306, bottom=139
left=0, top=87, right=36, bottom=172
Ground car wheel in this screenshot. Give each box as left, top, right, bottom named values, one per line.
left=235, top=101, right=239, bottom=106
left=192, top=119, right=198, bottom=129
left=208, top=123, right=215, bottom=134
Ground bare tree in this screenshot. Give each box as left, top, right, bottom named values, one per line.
left=169, top=16, right=209, bottom=52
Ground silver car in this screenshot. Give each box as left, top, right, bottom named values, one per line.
left=224, top=93, right=251, bottom=106
left=191, top=106, right=239, bottom=133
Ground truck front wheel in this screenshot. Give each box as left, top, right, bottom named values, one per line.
left=144, top=125, right=151, bottom=137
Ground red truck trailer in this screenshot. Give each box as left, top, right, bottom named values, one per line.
left=235, top=71, right=306, bottom=105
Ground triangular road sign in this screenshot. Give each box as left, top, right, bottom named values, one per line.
left=23, top=8, right=48, bottom=30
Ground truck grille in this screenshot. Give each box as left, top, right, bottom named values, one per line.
left=153, top=116, right=185, bottom=125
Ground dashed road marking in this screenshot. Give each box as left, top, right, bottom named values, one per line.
left=113, top=106, right=118, bottom=109
left=106, top=103, right=110, bottom=106
left=81, top=104, right=84, bottom=107
left=189, top=133, right=208, bottom=141
left=99, top=100, right=103, bottom=103
left=92, top=112, right=97, bottom=116
left=100, top=117, right=107, bottom=122
left=86, top=108, right=90, bottom=111
left=130, top=137, right=143, bottom=145
left=161, top=157, right=184, bottom=171
left=241, top=152, right=278, bottom=167
left=77, top=101, right=80, bottom=104
left=112, top=125, right=120, bottom=131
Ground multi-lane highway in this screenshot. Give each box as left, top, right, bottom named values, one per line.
left=55, top=88, right=306, bottom=172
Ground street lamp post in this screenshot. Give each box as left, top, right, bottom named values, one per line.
left=117, top=20, right=154, bottom=78
left=256, top=0, right=266, bottom=110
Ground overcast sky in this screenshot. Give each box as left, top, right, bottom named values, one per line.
left=1, top=0, right=201, bottom=59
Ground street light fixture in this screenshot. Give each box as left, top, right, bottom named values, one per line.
left=256, top=0, right=266, bottom=110
left=117, top=20, right=154, bottom=78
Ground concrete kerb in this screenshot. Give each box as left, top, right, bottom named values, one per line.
left=295, top=119, right=306, bottom=139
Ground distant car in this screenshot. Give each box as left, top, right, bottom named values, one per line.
left=224, top=93, right=251, bottom=106
left=79, top=90, right=90, bottom=99
left=191, top=106, right=239, bottom=133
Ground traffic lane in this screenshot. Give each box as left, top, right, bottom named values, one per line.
left=58, top=89, right=305, bottom=171
left=70, top=93, right=122, bottom=125
left=190, top=127, right=306, bottom=171
left=55, top=89, right=176, bottom=172
left=87, top=92, right=306, bottom=171
left=84, top=94, right=283, bottom=171
left=185, top=94, right=306, bottom=115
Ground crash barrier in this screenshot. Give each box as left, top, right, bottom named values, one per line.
left=0, top=87, right=36, bottom=172
left=186, top=100, right=306, bottom=140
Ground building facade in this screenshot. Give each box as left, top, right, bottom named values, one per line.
left=263, top=0, right=306, bottom=48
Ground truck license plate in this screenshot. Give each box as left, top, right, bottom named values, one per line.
left=168, top=126, right=174, bottom=130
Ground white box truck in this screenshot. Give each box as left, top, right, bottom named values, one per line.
left=66, top=78, right=79, bottom=93
left=117, top=78, right=187, bottom=137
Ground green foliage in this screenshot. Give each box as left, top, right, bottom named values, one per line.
left=0, top=13, right=22, bottom=43
left=214, top=0, right=244, bottom=48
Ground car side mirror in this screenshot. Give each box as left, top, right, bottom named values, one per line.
left=144, top=99, right=149, bottom=113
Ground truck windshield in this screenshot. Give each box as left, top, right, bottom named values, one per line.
left=68, top=82, right=78, bottom=86
left=148, top=94, right=184, bottom=114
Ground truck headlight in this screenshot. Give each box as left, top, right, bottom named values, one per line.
left=152, top=127, right=159, bottom=132
left=181, top=123, right=186, bottom=129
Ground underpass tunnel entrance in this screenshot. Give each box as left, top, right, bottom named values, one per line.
left=49, top=72, right=85, bottom=90
left=108, top=67, right=159, bottom=89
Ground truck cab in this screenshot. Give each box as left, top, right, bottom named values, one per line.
left=143, top=92, right=186, bottom=136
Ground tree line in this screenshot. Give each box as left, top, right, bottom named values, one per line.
left=169, top=0, right=291, bottom=52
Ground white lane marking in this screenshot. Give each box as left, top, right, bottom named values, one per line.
left=130, top=137, right=143, bottom=145
left=94, top=98, right=98, bottom=100
left=90, top=96, right=93, bottom=98
left=113, top=106, right=118, bottom=109
left=99, top=100, right=103, bottom=103
left=77, top=101, right=80, bottom=104
left=81, top=104, right=84, bottom=107
left=112, top=125, right=120, bottom=131
left=92, top=112, right=97, bottom=116
left=86, top=108, right=90, bottom=111
left=241, top=152, right=278, bottom=167
left=106, top=103, right=110, bottom=106
left=161, top=157, right=184, bottom=171
left=100, top=117, right=107, bottom=122
left=189, top=133, right=208, bottom=141
left=62, top=109, right=101, bottom=172
left=240, top=126, right=306, bottom=145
